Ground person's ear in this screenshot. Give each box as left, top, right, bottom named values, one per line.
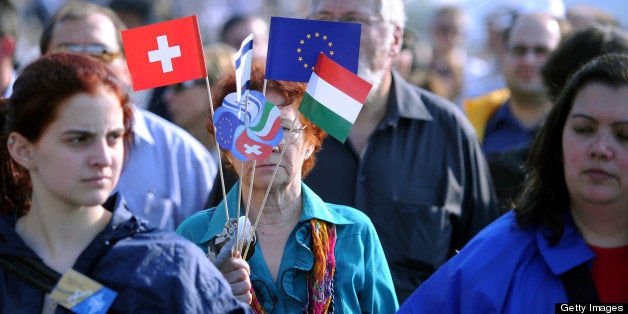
left=304, top=143, right=314, bottom=159
left=222, top=151, right=234, bottom=165
left=7, top=133, right=36, bottom=170
left=390, top=24, right=404, bottom=57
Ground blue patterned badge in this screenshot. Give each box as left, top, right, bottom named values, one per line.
left=50, top=269, right=117, bottom=314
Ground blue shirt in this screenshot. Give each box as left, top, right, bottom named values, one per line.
left=114, top=108, right=216, bottom=231
left=482, top=101, right=537, bottom=154
left=177, top=183, right=399, bottom=314
left=398, top=211, right=594, bottom=313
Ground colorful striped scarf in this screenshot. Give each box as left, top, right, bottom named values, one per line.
left=250, top=219, right=337, bottom=313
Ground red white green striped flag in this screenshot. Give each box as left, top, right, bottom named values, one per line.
left=299, top=53, right=372, bottom=142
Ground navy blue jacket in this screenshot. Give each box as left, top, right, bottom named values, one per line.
left=0, top=194, right=251, bottom=313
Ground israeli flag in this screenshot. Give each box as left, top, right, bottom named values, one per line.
left=234, top=33, right=254, bottom=102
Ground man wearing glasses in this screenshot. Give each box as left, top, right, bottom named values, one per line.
left=465, top=13, right=566, bottom=156
left=39, top=1, right=216, bottom=231
left=304, top=0, right=500, bottom=303
left=464, top=13, right=567, bottom=211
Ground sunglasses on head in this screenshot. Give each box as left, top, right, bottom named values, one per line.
left=55, top=43, right=122, bottom=63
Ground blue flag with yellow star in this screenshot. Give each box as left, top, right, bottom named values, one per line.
left=265, top=16, right=361, bottom=82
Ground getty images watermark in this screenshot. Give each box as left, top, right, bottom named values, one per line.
left=556, top=304, right=626, bottom=314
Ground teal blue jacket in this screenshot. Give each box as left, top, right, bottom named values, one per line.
left=177, top=182, right=399, bottom=313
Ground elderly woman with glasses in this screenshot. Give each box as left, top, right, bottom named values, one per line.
left=176, top=63, right=398, bottom=313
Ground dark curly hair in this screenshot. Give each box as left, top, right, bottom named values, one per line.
left=515, top=53, right=628, bottom=244
left=541, top=24, right=628, bottom=102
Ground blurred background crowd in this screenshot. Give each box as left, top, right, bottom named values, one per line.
left=6, top=0, right=628, bottom=211
left=11, top=0, right=628, bottom=76
left=2, top=0, right=627, bottom=310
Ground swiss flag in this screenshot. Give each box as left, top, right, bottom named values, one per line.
left=121, top=15, right=207, bottom=91
left=234, top=129, right=273, bottom=162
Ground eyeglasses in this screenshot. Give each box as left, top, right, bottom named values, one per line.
left=507, top=45, right=551, bottom=58
left=310, top=13, right=384, bottom=25
left=172, top=79, right=205, bottom=93
left=55, top=43, right=122, bottom=63
left=281, top=125, right=307, bottom=145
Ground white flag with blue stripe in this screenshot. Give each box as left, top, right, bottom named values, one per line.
left=234, top=33, right=254, bottom=103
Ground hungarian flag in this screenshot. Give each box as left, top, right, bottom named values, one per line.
left=121, top=15, right=207, bottom=91
left=300, top=53, right=372, bottom=142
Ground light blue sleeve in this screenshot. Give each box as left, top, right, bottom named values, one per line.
left=170, top=133, right=217, bottom=226
left=116, top=108, right=217, bottom=231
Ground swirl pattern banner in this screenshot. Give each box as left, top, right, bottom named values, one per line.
left=214, top=90, right=283, bottom=161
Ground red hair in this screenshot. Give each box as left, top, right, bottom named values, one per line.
left=0, top=52, right=133, bottom=215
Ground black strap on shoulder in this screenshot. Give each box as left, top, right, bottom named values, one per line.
left=559, top=262, right=600, bottom=303
left=0, top=253, right=61, bottom=293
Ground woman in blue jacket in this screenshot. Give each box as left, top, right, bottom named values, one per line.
left=398, top=54, right=628, bottom=313
left=0, top=53, right=251, bottom=313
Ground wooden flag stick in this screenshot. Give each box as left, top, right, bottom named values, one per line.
left=235, top=92, right=252, bottom=253
left=235, top=162, right=244, bottom=252
left=203, top=78, right=230, bottom=221
left=238, top=160, right=255, bottom=252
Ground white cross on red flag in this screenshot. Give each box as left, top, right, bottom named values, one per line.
left=121, top=15, right=207, bottom=91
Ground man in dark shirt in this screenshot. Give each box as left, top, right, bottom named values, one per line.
left=207, top=0, right=499, bottom=303
left=305, top=0, right=499, bottom=303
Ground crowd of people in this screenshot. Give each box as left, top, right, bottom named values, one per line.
left=1, top=0, right=626, bottom=312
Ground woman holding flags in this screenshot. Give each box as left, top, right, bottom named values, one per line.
left=176, top=63, right=398, bottom=313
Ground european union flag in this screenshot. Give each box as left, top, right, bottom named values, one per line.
left=265, top=17, right=361, bottom=82
left=214, top=108, right=244, bottom=150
